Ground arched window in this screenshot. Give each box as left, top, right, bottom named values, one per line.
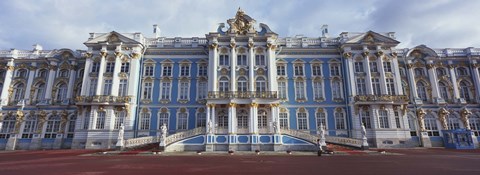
left=436, top=68, right=446, bottom=77
left=459, top=81, right=471, bottom=101
left=237, top=109, right=248, bottom=129
left=37, top=69, right=48, bottom=78
left=457, top=67, right=468, bottom=76
left=469, top=115, right=480, bottom=136
left=95, top=111, right=106, bottom=130
left=55, top=83, right=68, bottom=102
left=297, top=110, right=308, bottom=130
left=177, top=110, right=188, bottom=130
left=417, top=81, right=428, bottom=102
left=34, top=83, right=46, bottom=103
left=13, top=83, right=25, bottom=103
left=438, top=82, right=449, bottom=101
left=335, top=110, right=346, bottom=130
left=16, top=69, right=28, bottom=78
left=45, top=115, right=61, bottom=138
left=237, top=77, right=248, bottom=92
left=58, top=69, right=69, bottom=78
left=256, top=77, right=267, bottom=92
left=22, top=115, right=38, bottom=138
left=408, top=115, right=418, bottom=136
left=378, top=110, right=390, bottom=128
left=424, top=114, right=439, bottom=136
left=66, top=115, right=76, bottom=138
left=219, top=77, right=229, bottom=92
left=75, top=83, right=82, bottom=97
left=258, top=110, right=268, bottom=129
left=140, top=112, right=151, bottom=130
left=0, top=115, right=16, bottom=139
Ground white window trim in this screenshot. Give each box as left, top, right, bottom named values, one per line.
left=159, top=80, right=172, bottom=102
left=157, top=110, right=170, bottom=130
left=315, top=109, right=328, bottom=130
left=294, top=79, right=307, bottom=101
left=312, top=79, right=325, bottom=101
left=177, top=81, right=191, bottom=102
left=277, top=79, right=289, bottom=101
left=296, top=109, right=309, bottom=130
left=176, top=110, right=189, bottom=130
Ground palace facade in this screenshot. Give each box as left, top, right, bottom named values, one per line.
left=1, top=9, right=479, bottom=151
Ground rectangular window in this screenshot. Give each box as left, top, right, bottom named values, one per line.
left=354, top=62, right=364, bottom=73
left=142, top=82, right=153, bottom=100
left=89, top=79, right=97, bottom=96
left=313, top=81, right=323, bottom=100
left=144, top=65, right=154, bottom=76
left=312, top=65, right=322, bottom=76
left=237, top=115, right=248, bottom=129
left=258, top=115, right=268, bottom=129
left=330, top=65, right=341, bottom=76
left=67, top=119, right=75, bottom=138
left=335, top=112, right=346, bottom=130
left=161, top=82, right=171, bottom=100
left=158, top=113, right=169, bottom=129
left=219, top=55, right=229, bottom=66
left=179, top=82, right=189, bottom=100
left=361, top=111, right=372, bottom=129
left=218, top=115, right=228, bottom=128
left=278, top=81, right=287, bottom=99
left=198, top=65, right=207, bottom=76
left=140, top=113, right=150, bottom=130
left=96, top=111, right=106, bottom=130
left=22, top=118, right=37, bottom=139
left=369, top=62, right=378, bottom=73
left=178, top=113, right=188, bottom=130
left=295, top=81, right=305, bottom=100
left=237, top=55, right=247, bottom=66
left=83, top=110, right=91, bottom=130
left=91, top=62, right=100, bottom=73
left=162, top=65, right=172, bottom=76
left=180, top=65, right=190, bottom=77
left=379, top=110, right=390, bottom=129
left=386, top=78, right=396, bottom=95
left=372, top=78, right=381, bottom=95
left=356, top=78, right=366, bottom=95
left=103, top=79, right=112, bottom=95
left=255, top=55, right=265, bottom=66
left=118, top=79, right=128, bottom=96
left=105, top=62, right=115, bottom=73
left=197, top=81, right=207, bottom=100
left=277, top=65, right=286, bottom=76
left=120, top=62, right=130, bottom=73
left=316, top=112, right=326, bottom=129
left=383, top=62, right=392, bottom=72
left=196, top=113, right=206, bottom=127
left=294, top=65, right=304, bottom=76
left=114, top=111, right=125, bottom=130
left=279, top=113, right=288, bottom=129
left=297, top=112, right=308, bottom=130
left=395, top=111, right=401, bottom=129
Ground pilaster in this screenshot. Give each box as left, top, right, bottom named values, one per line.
left=248, top=40, right=255, bottom=91
left=230, top=43, right=237, bottom=91
left=448, top=64, right=460, bottom=100
left=24, top=64, right=36, bottom=105
left=0, top=60, right=14, bottom=106
left=44, top=62, right=57, bottom=104
left=81, top=56, right=92, bottom=96
left=96, top=49, right=107, bottom=95
left=111, top=48, right=123, bottom=96
left=427, top=63, right=441, bottom=102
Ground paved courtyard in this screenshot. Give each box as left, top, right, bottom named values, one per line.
left=0, top=149, right=479, bottom=175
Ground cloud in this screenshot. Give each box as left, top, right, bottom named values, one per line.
left=0, top=0, right=479, bottom=50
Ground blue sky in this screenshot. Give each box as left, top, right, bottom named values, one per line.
left=0, top=0, right=479, bottom=50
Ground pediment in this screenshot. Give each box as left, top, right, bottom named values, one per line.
left=84, top=31, right=141, bottom=45
left=344, top=31, right=400, bottom=45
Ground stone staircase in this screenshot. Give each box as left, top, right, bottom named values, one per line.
left=280, top=128, right=365, bottom=149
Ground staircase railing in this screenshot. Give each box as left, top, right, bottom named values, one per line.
left=280, top=129, right=364, bottom=148
left=124, top=136, right=160, bottom=148
left=165, top=127, right=206, bottom=145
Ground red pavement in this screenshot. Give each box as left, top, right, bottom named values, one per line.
left=0, top=149, right=479, bottom=175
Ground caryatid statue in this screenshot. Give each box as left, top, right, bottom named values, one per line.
left=438, top=108, right=450, bottom=130
left=417, top=108, right=427, bottom=132
left=460, top=108, right=472, bottom=130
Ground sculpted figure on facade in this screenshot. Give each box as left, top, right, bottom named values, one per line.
left=417, top=108, right=427, bottom=132
left=227, top=8, right=255, bottom=35
left=438, top=108, right=450, bottom=130
left=160, top=123, right=168, bottom=139
left=14, top=110, right=24, bottom=133
left=460, top=108, right=472, bottom=130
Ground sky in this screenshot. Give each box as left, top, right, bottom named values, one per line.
left=0, top=0, right=479, bottom=50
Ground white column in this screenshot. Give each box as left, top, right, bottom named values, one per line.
left=228, top=103, right=236, bottom=134
left=266, top=45, right=277, bottom=92
left=406, top=63, right=418, bottom=99
left=364, top=56, right=373, bottom=94
left=427, top=63, right=440, bottom=100
left=378, top=56, right=388, bottom=95
left=211, top=105, right=216, bottom=133
left=448, top=65, right=460, bottom=99
left=470, top=61, right=480, bottom=102
left=206, top=104, right=211, bottom=129
left=0, top=60, right=14, bottom=106
left=111, top=49, right=123, bottom=96
left=128, top=56, right=140, bottom=97
left=81, top=58, right=92, bottom=96
left=392, top=57, right=403, bottom=95
left=66, top=63, right=77, bottom=101
left=208, top=44, right=218, bottom=92
left=96, top=51, right=107, bottom=95
left=44, top=62, right=57, bottom=103
left=24, top=66, right=36, bottom=105
left=248, top=44, right=255, bottom=92
left=230, top=46, right=237, bottom=92
left=346, top=57, right=356, bottom=96
left=250, top=103, right=258, bottom=134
